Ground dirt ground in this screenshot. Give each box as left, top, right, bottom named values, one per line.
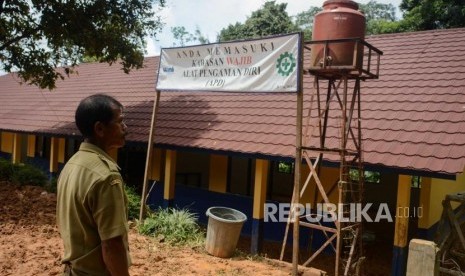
left=0, top=182, right=328, bottom=276
left=0, top=182, right=391, bottom=275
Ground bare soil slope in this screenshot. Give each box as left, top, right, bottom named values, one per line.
left=0, top=183, right=324, bottom=275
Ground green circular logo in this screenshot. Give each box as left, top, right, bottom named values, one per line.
left=276, top=52, right=296, bottom=77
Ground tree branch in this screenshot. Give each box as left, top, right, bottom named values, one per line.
left=0, top=0, right=5, bottom=16
left=0, top=27, right=40, bottom=51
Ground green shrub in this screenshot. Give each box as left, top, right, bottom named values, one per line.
left=125, top=185, right=141, bottom=220
left=11, top=163, right=47, bottom=187
left=0, top=158, right=50, bottom=189
left=44, top=176, right=57, bottom=193
left=0, top=158, right=13, bottom=181
left=138, top=207, right=205, bottom=246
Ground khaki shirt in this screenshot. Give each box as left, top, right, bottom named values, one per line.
left=57, top=142, right=130, bottom=275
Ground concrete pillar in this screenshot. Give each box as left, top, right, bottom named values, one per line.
left=251, top=159, right=269, bottom=254
left=209, top=154, right=228, bottom=193
left=50, top=137, right=59, bottom=176
left=392, top=174, right=412, bottom=276
left=163, top=150, right=176, bottom=208
left=149, top=148, right=163, bottom=181
left=12, top=133, right=22, bottom=164
left=406, top=239, right=438, bottom=276
left=58, top=138, right=66, bottom=163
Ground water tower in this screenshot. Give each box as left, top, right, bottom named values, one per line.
left=280, top=1, right=383, bottom=275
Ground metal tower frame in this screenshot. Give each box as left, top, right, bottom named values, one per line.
left=282, top=38, right=382, bottom=276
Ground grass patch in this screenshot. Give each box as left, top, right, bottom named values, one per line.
left=125, top=185, right=141, bottom=220
left=138, top=207, right=205, bottom=247
left=233, top=248, right=267, bottom=262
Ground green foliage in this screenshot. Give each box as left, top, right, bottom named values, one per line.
left=218, top=1, right=298, bottom=42
left=359, top=0, right=397, bottom=22
left=0, top=158, right=55, bottom=191
left=215, top=0, right=407, bottom=40
left=171, top=26, right=210, bottom=46
left=125, top=185, right=142, bottom=220
left=294, top=7, right=322, bottom=40
left=400, top=0, right=465, bottom=31
left=44, top=176, right=57, bottom=193
left=0, top=0, right=166, bottom=89
left=349, top=169, right=380, bottom=184
left=358, top=0, right=403, bottom=35
left=278, top=162, right=294, bottom=174
left=171, top=26, right=195, bottom=46
left=193, top=27, right=210, bottom=45
left=176, top=0, right=458, bottom=44
left=411, top=176, right=421, bottom=188
left=0, top=158, right=14, bottom=181
left=366, top=19, right=413, bottom=35
left=10, top=163, right=47, bottom=187
left=218, top=22, right=247, bottom=42
left=138, top=207, right=205, bottom=246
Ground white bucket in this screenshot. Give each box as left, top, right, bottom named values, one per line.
left=205, top=206, right=247, bottom=258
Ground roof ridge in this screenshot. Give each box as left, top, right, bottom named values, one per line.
left=366, top=27, right=465, bottom=40
left=362, top=117, right=465, bottom=123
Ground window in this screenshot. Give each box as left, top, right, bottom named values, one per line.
left=176, top=173, right=202, bottom=187
left=349, top=169, right=380, bottom=184
left=411, top=176, right=421, bottom=188
left=278, top=161, right=294, bottom=174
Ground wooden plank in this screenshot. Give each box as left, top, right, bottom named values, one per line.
left=446, top=206, right=465, bottom=252
left=300, top=221, right=337, bottom=233
left=303, top=234, right=337, bottom=266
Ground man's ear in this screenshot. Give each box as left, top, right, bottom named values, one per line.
left=93, top=121, right=105, bottom=138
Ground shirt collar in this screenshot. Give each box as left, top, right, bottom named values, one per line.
left=79, top=142, right=120, bottom=169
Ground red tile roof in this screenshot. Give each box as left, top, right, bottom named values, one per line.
left=1, top=28, right=465, bottom=177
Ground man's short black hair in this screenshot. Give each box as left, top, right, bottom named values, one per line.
left=75, top=94, right=123, bottom=138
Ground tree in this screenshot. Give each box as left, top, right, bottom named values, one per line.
left=217, top=22, right=245, bottom=42
left=364, top=20, right=411, bottom=34
left=294, top=7, right=322, bottom=40
left=400, top=0, right=465, bottom=30
left=171, top=26, right=195, bottom=46
left=171, top=26, right=209, bottom=46
left=193, top=27, right=210, bottom=45
left=0, top=0, right=165, bottom=89
left=360, top=0, right=396, bottom=22
left=218, top=1, right=298, bottom=42
left=358, top=0, right=404, bottom=35
left=295, top=7, right=323, bottom=40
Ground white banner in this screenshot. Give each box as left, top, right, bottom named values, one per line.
left=156, top=33, right=300, bottom=92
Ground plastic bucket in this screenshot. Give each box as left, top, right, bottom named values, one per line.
left=205, top=206, right=247, bottom=258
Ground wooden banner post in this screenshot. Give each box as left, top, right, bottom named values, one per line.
left=139, top=90, right=161, bottom=221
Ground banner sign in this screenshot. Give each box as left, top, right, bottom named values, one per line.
left=156, top=33, right=300, bottom=92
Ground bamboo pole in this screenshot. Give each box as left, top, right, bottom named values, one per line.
left=139, top=90, right=161, bottom=221
left=292, top=32, right=304, bottom=276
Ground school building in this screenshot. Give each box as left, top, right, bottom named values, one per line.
left=1, top=28, right=465, bottom=274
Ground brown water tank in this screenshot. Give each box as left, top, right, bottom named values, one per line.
left=311, top=0, right=366, bottom=68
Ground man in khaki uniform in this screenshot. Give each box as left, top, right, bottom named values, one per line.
left=57, top=94, right=130, bottom=275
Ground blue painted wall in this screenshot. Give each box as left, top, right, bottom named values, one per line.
left=147, top=182, right=336, bottom=253
left=0, top=152, right=11, bottom=160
